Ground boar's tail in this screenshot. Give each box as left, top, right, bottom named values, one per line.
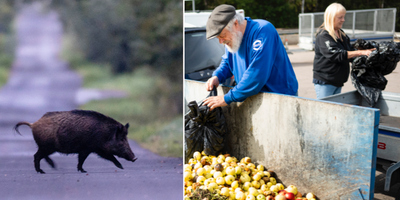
left=14, top=122, right=32, bottom=135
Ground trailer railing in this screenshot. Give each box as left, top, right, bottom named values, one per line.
left=299, top=8, right=397, bottom=50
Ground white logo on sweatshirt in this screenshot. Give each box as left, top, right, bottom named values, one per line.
left=253, top=40, right=262, bottom=51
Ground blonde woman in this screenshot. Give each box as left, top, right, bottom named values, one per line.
left=313, top=3, right=375, bottom=99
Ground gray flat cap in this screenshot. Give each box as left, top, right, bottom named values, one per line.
left=206, top=4, right=236, bottom=40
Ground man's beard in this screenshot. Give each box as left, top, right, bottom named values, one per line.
left=226, top=30, right=243, bottom=53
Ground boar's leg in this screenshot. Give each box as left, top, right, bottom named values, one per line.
left=34, top=149, right=54, bottom=174
left=44, top=156, right=56, bottom=169
left=97, top=152, right=123, bottom=169
left=77, top=152, right=90, bottom=173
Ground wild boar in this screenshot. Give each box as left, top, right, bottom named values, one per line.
left=14, top=109, right=138, bottom=174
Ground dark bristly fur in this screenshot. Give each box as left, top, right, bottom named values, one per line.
left=14, top=109, right=138, bottom=174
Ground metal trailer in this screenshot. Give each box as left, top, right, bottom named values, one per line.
left=322, top=90, right=400, bottom=198
left=185, top=80, right=382, bottom=199
left=298, top=8, right=397, bottom=50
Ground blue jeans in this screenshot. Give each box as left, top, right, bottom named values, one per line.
left=314, top=83, right=342, bottom=99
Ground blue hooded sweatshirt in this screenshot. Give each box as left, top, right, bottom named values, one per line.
left=213, top=17, right=298, bottom=105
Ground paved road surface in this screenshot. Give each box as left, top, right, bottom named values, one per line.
left=0, top=4, right=182, bottom=200
left=288, top=45, right=400, bottom=200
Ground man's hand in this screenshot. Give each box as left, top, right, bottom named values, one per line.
left=203, top=95, right=227, bottom=111
left=206, top=76, right=220, bottom=91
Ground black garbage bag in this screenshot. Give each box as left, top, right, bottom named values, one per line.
left=184, top=87, right=227, bottom=163
left=351, top=70, right=382, bottom=107
left=351, top=39, right=400, bottom=107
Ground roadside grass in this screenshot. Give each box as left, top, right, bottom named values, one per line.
left=69, top=61, right=183, bottom=158
left=0, top=34, right=14, bottom=87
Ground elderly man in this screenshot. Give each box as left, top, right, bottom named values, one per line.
left=203, top=4, right=298, bottom=110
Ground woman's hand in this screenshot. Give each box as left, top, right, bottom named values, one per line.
left=348, top=48, right=376, bottom=59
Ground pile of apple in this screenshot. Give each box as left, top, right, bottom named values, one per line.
left=184, top=152, right=317, bottom=200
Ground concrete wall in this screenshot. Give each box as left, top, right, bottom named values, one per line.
left=185, top=80, right=380, bottom=199
left=279, top=34, right=298, bottom=45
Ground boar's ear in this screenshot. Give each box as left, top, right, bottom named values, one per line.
left=115, top=124, right=127, bottom=139
left=125, top=123, right=129, bottom=130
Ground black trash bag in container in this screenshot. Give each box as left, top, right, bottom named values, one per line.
left=350, top=70, right=382, bottom=108
left=184, top=87, right=227, bottom=163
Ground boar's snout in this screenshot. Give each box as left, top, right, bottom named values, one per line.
left=122, top=149, right=137, bottom=162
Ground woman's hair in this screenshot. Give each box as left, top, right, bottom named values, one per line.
left=318, top=3, right=347, bottom=41
left=225, top=13, right=244, bottom=31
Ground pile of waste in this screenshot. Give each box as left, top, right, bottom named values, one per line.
left=351, top=39, right=400, bottom=107
left=184, top=151, right=317, bottom=200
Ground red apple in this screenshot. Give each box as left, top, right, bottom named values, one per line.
left=279, top=190, right=287, bottom=195
left=275, top=194, right=287, bottom=200
left=285, top=192, right=295, bottom=200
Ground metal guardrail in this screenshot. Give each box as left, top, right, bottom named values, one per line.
left=299, top=8, right=397, bottom=50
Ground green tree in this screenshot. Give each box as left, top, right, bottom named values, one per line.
left=186, top=0, right=400, bottom=31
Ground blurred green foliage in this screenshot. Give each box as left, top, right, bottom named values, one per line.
left=54, top=0, right=183, bottom=157
left=70, top=61, right=183, bottom=157
left=185, top=0, right=400, bottom=31
left=52, top=0, right=182, bottom=77
left=0, top=0, right=15, bottom=87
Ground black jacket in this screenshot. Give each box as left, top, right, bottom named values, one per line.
left=313, top=29, right=354, bottom=87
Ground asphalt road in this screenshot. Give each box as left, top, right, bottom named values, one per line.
left=0, top=4, right=182, bottom=200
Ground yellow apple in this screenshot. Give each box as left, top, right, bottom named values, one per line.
left=247, top=163, right=256, bottom=170
left=193, top=151, right=201, bottom=160
left=246, top=194, right=256, bottom=200
left=186, top=186, right=193, bottom=193
left=253, top=173, right=261, bottom=181
left=263, top=171, right=270, bottom=178
left=235, top=166, right=242, bottom=175
left=214, top=171, right=223, bottom=179
left=260, top=184, right=268, bottom=191
left=229, top=191, right=236, bottom=200
left=204, top=165, right=212, bottom=173
left=212, top=157, right=218, bottom=165
left=188, top=158, right=197, bottom=164
left=184, top=164, right=192, bottom=171
left=194, top=162, right=203, bottom=170
left=235, top=187, right=244, bottom=194
left=306, top=193, right=315, bottom=199
left=276, top=183, right=284, bottom=191
left=208, top=182, right=217, bottom=192
left=236, top=191, right=246, bottom=200
left=270, top=185, right=279, bottom=193
left=240, top=173, right=251, bottom=183
left=226, top=166, right=236, bottom=176
left=249, top=187, right=259, bottom=196
left=231, top=181, right=239, bottom=189
left=225, top=175, right=235, bottom=185
left=252, top=180, right=261, bottom=189
left=285, top=185, right=298, bottom=195
left=216, top=177, right=226, bottom=185
left=243, top=182, right=252, bottom=191
left=221, top=187, right=230, bottom=197
left=197, top=176, right=206, bottom=185
left=269, top=177, right=276, bottom=185
left=256, top=194, right=266, bottom=200
left=197, top=167, right=206, bottom=176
